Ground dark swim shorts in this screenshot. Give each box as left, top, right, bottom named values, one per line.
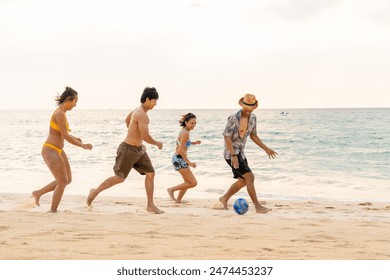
left=225, top=153, right=252, bottom=179
left=113, top=142, right=155, bottom=179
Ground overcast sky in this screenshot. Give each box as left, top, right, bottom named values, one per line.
left=1, top=0, right=389, bottom=109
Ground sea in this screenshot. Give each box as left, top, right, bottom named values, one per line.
left=0, top=108, right=389, bottom=202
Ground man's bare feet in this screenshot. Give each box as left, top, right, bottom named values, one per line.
left=255, top=205, right=271, bottom=214
left=167, top=188, right=176, bottom=201
left=86, top=189, right=95, bottom=206
left=47, top=209, right=58, bottom=213
left=147, top=205, right=164, bottom=214
left=219, top=197, right=228, bottom=210
left=32, top=191, right=40, bottom=206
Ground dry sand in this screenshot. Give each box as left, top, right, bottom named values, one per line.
left=1, top=193, right=389, bottom=260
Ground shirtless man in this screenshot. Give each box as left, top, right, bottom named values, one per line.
left=219, top=94, right=277, bottom=214
left=87, top=87, right=164, bottom=214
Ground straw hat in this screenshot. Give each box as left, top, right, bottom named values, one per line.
left=238, top=94, right=258, bottom=109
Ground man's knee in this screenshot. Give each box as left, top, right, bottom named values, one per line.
left=114, top=176, right=125, bottom=184
left=145, top=172, right=155, bottom=180
left=242, top=172, right=255, bottom=183
left=57, top=177, right=69, bottom=188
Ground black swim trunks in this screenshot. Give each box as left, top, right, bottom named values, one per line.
left=225, top=153, right=252, bottom=179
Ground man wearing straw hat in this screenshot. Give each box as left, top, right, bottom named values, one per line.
left=220, top=94, right=277, bottom=214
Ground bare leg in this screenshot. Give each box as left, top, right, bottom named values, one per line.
left=87, top=176, right=124, bottom=206
left=145, top=172, right=164, bottom=214
left=242, top=172, right=271, bottom=214
left=167, top=182, right=190, bottom=203
left=34, top=150, right=73, bottom=212
left=50, top=183, right=67, bottom=213
left=219, top=177, right=246, bottom=209
left=40, top=147, right=70, bottom=213
left=48, top=172, right=68, bottom=213
left=167, top=168, right=197, bottom=203
left=176, top=189, right=188, bottom=203
left=167, top=188, right=176, bottom=201
left=32, top=181, right=56, bottom=206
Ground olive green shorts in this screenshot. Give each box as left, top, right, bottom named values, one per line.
left=113, top=142, right=154, bottom=179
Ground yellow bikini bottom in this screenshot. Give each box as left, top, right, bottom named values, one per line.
left=43, top=143, right=63, bottom=154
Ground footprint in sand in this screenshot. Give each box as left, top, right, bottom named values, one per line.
left=274, top=204, right=290, bottom=207
left=359, top=202, right=372, bottom=206
left=115, top=202, right=133, bottom=206
left=363, top=207, right=380, bottom=211
left=300, top=223, right=321, bottom=227
left=262, top=248, right=274, bottom=252
left=211, top=202, right=225, bottom=210
left=0, top=226, right=11, bottom=232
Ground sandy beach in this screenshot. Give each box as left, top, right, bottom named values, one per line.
left=0, top=193, right=389, bottom=260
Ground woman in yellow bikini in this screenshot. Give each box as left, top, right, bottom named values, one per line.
left=32, top=87, right=93, bottom=213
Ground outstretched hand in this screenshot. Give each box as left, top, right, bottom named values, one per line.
left=265, top=148, right=277, bottom=159
left=83, top=143, right=93, bottom=150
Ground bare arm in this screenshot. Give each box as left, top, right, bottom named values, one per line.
left=56, top=112, right=92, bottom=150
left=177, top=131, right=195, bottom=167
left=250, top=134, right=277, bottom=159
left=138, top=113, right=162, bottom=149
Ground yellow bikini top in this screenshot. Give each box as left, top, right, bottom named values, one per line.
left=50, top=110, right=71, bottom=132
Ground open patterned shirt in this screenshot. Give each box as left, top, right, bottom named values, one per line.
left=222, top=110, right=257, bottom=160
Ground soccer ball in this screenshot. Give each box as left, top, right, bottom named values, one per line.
left=233, top=198, right=249, bottom=215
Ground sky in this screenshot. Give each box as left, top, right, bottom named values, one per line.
left=1, top=0, right=390, bottom=110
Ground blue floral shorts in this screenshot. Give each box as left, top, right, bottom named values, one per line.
left=172, top=154, right=188, bottom=171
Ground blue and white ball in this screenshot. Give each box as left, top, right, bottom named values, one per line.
left=233, top=198, right=249, bottom=215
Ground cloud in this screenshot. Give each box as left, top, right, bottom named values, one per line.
left=269, top=0, right=342, bottom=20
left=1, top=0, right=390, bottom=109
left=363, top=0, right=390, bottom=25
left=246, top=0, right=342, bottom=22
left=188, top=1, right=205, bottom=8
